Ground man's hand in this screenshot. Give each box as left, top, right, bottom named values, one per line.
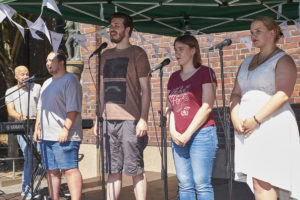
left=58, top=127, right=69, bottom=143
left=34, top=123, right=41, bottom=143
left=136, top=118, right=148, bottom=138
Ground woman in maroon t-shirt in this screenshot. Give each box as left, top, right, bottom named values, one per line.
left=167, top=34, right=218, bottom=200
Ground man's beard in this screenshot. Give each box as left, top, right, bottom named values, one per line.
left=110, top=30, right=125, bottom=43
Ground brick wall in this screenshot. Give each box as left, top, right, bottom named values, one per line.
left=80, top=24, right=102, bottom=144
left=80, top=24, right=300, bottom=147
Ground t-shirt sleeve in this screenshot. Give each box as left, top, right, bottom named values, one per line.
left=167, top=72, right=175, bottom=90
left=65, top=76, right=82, bottom=113
left=135, top=48, right=151, bottom=78
left=5, top=88, right=13, bottom=104
left=201, top=67, right=217, bottom=85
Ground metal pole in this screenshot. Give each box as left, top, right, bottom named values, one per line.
left=159, top=68, right=168, bottom=200
left=95, top=50, right=105, bottom=200
left=219, top=48, right=233, bottom=200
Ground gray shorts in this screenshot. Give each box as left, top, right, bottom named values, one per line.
left=102, top=120, right=148, bottom=176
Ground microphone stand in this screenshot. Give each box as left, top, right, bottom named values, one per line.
left=219, top=48, right=233, bottom=200
left=95, top=50, right=105, bottom=200
left=26, top=83, right=34, bottom=200
left=158, top=68, right=168, bottom=200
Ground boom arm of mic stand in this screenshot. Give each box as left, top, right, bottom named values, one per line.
left=0, top=84, right=29, bottom=109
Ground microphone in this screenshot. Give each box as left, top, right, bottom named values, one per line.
left=148, top=58, right=170, bottom=76
left=209, top=39, right=232, bottom=51
left=21, top=74, right=39, bottom=84
left=89, top=42, right=108, bottom=59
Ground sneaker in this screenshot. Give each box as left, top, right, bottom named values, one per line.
left=21, top=192, right=32, bottom=200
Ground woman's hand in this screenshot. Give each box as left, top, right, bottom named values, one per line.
left=232, top=118, right=244, bottom=134
left=242, top=117, right=259, bottom=137
left=176, top=132, right=192, bottom=147
left=170, top=131, right=184, bottom=147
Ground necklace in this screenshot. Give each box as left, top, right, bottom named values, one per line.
left=257, top=47, right=279, bottom=66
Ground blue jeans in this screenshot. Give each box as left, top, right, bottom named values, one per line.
left=172, top=126, right=218, bottom=200
left=40, top=140, right=80, bottom=170
left=17, top=135, right=38, bottom=198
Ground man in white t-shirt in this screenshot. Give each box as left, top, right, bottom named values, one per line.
left=5, top=65, right=41, bottom=199
left=34, top=50, right=82, bottom=200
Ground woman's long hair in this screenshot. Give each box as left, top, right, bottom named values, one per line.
left=174, top=34, right=202, bottom=68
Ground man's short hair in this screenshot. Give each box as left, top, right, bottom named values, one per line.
left=110, top=12, right=134, bottom=36
left=55, top=49, right=67, bottom=68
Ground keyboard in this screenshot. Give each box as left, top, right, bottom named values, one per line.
left=0, top=119, right=93, bottom=135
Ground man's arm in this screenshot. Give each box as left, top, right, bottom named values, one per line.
left=58, top=111, right=78, bottom=143
left=34, top=110, right=41, bottom=142
left=136, top=76, right=151, bottom=138
left=6, top=102, right=26, bottom=120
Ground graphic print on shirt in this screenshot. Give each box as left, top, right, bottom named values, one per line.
left=103, top=57, right=129, bottom=104
left=169, top=85, right=191, bottom=117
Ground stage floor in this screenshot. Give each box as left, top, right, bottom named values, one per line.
left=0, top=171, right=254, bottom=200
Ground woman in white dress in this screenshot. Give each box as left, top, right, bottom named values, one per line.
left=230, top=16, right=300, bottom=200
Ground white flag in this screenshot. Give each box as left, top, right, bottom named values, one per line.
left=294, top=19, right=300, bottom=32
left=139, top=34, right=145, bottom=45
left=11, top=19, right=25, bottom=38
left=96, top=28, right=110, bottom=40
left=164, top=47, right=173, bottom=61
left=0, top=6, right=8, bottom=22
left=131, top=31, right=138, bottom=39
left=277, top=4, right=282, bottom=20
left=100, top=3, right=104, bottom=21
left=191, top=30, right=199, bottom=36
left=152, top=44, right=159, bottom=59
left=30, top=17, right=51, bottom=44
left=240, top=36, right=252, bottom=52
left=0, top=4, right=16, bottom=18
left=50, top=31, right=63, bottom=53
left=42, top=0, right=62, bottom=16
left=1, top=5, right=25, bottom=38
left=279, top=21, right=290, bottom=40
left=25, top=19, right=43, bottom=40
left=206, top=35, right=215, bottom=46
left=74, top=34, right=88, bottom=51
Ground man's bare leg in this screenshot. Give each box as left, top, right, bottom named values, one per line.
left=133, top=173, right=147, bottom=200
left=46, top=170, right=61, bottom=200
left=107, top=173, right=122, bottom=200
left=63, top=168, right=82, bottom=200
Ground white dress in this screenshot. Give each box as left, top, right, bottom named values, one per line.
left=235, top=51, right=300, bottom=199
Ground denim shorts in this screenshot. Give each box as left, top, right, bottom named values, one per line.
left=40, top=140, right=80, bottom=170
left=102, top=120, right=148, bottom=176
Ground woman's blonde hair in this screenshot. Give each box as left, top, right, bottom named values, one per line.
left=252, top=16, right=282, bottom=42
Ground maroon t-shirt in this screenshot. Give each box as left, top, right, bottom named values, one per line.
left=167, top=66, right=217, bottom=134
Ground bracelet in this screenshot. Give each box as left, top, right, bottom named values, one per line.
left=63, top=125, right=70, bottom=131
left=253, top=115, right=261, bottom=126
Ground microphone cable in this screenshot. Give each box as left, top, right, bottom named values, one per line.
left=87, top=57, right=98, bottom=90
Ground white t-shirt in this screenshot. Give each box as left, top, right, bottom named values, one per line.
left=5, top=83, right=41, bottom=119
left=38, top=73, right=82, bottom=142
